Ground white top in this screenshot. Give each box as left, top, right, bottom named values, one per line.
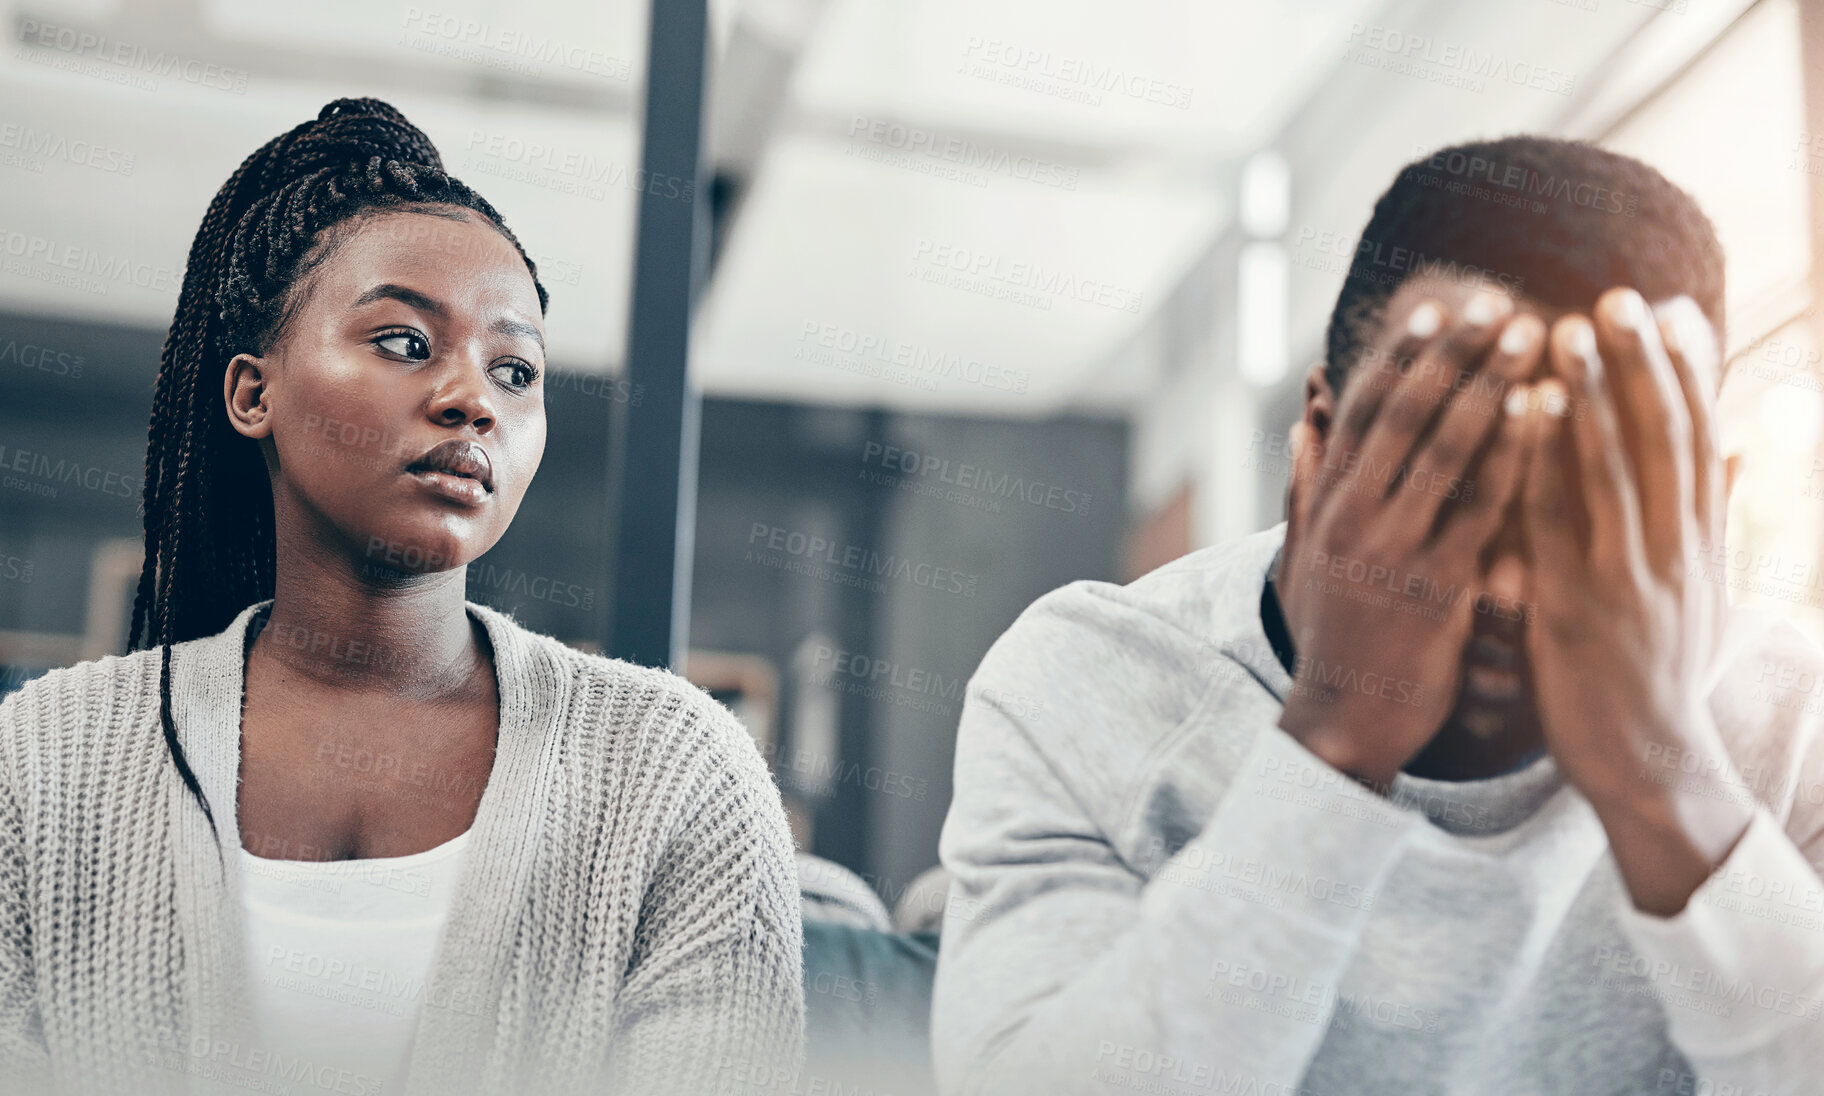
left=237, top=828, right=474, bottom=1095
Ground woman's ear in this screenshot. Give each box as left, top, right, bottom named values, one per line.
left=224, top=352, right=273, bottom=439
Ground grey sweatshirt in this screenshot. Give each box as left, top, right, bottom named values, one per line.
left=934, top=522, right=1824, bottom=1096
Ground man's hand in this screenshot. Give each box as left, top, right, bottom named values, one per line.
left=1278, top=291, right=1550, bottom=788
left=1521, top=287, right=1751, bottom=916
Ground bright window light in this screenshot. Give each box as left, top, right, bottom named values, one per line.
left=1237, top=241, right=1289, bottom=387
left=1240, top=151, right=1291, bottom=239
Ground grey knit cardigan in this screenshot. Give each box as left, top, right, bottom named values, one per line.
left=0, top=599, right=806, bottom=1096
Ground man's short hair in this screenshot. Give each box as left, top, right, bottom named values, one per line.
left=1322, top=136, right=1725, bottom=396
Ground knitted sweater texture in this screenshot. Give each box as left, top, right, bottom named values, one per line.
left=0, top=599, right=806, bottom=1096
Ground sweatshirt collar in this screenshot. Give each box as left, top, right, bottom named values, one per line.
left=1214, top=522, right=1298, bottom=704
left=166, top=597, right=570, bottom=1095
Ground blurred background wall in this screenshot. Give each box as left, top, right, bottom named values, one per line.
left=1, top=0, right=1820, bottom=909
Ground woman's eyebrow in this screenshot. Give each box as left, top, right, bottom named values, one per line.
left=351, top=283, right=445, bottom=317
left=492, top=317, right=545, bottom=351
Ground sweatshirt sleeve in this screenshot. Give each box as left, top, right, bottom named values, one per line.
left=603, top=706, right=807, bottom=1096
left=1605, top=611, right=1824, bottom=1094
left=0, top=690, right=53, bottom=1095
left=932, top=671, right=1425, bottom=1096
left=1613, top=808, right=1824, bottom=1093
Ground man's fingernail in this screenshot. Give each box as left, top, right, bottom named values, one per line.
left=1505, top=384, right=1534, bottom=418
left=1464, top=293, right=1499, bottom=328
left=1613, top=288, right=1649, bottom=331
left=1536, top=379, right=1571, bottom=418
left=1408, top=302, right=1443, bottom=338
left=1665, top=298, right=1720, bottom=388
left=1498, top=319, right=1536, bottom=356
left=1567, top=320, right=1599, bottom=374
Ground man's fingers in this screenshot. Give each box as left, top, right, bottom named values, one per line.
left=1654, top=295, right=1725, bottom=543
left=1593, top=287, right=1695, bottom=575
left=1520, top=379, right=1578, bottom=579
left=1549, top=314, right=1645, bottom=571
left=1351, top=291, right=1515, bottom=499
left=1429, top=392, right=1521, bottom=563
left=1393, top=313, right=1546, bottom=540
left=1327, top=298, right=1447, bottom=474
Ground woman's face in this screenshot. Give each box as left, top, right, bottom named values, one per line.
left=225, top=207, right=547, bottom=581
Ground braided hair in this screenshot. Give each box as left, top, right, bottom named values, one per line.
left=129, top=97, right=550, bottom=850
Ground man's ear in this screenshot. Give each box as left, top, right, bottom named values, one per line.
left=224, top=352, right=274, bottom=440
left=1293, top=360, right=1337, bottom=464
left=1287, top=361, right=1338, bottom=528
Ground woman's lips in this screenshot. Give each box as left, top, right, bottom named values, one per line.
left=407, top=468, right=488, bottom=506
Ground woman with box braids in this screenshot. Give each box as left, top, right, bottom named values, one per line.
left=3, top=96, right=802, bottom=1096
left=127, top=97, right=548, bottom=847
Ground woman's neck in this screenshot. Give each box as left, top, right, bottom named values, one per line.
left=249, top=540, right=487, bottom=701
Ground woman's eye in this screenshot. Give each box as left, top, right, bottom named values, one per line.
left=375, top=331, right=430, bottom=359
left=492, top=360, right=540, bottom=389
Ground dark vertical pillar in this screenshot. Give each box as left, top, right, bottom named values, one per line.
left=606, top=0, right=712, bottom=669
left=814, top=409, right=891, bottom=873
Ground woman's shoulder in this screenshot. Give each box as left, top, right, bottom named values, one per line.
left=486, top=608, right=769, bottom=779
left=0, top=648, right=165, bottom=781
left=1, top=647, right=163, bottom=730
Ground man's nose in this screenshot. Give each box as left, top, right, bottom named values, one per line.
left=1472, top=544, right=1530, bottom=638
left=1484, top=551, right=1526, bottom=606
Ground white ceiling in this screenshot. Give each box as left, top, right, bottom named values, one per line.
left=6, top=0, right=1620, bottom=419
